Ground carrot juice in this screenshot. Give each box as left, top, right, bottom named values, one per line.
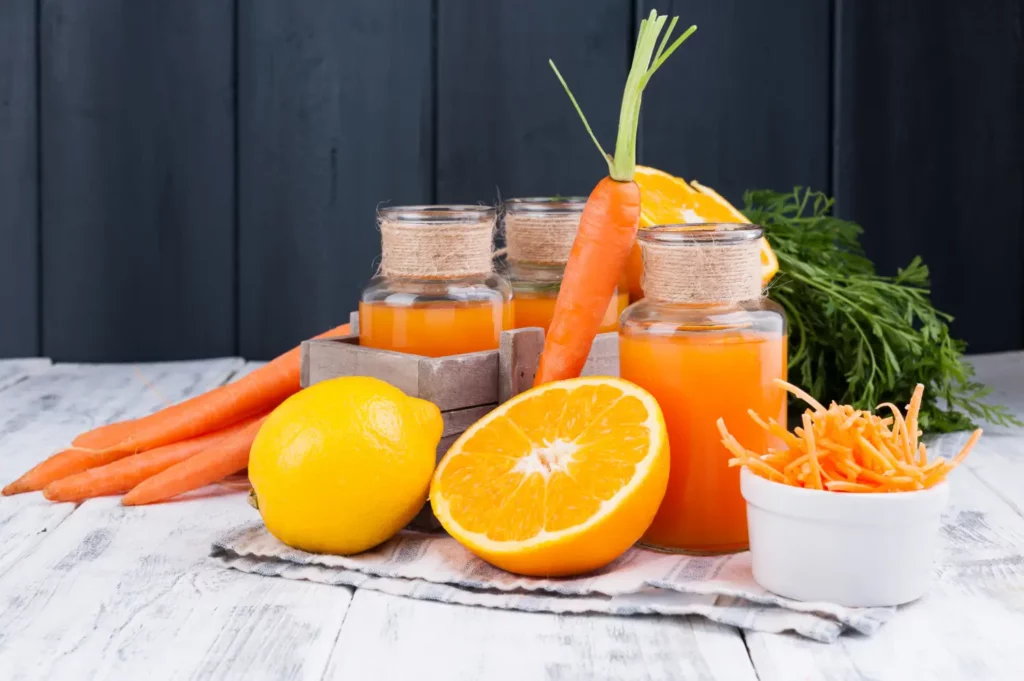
left=358, top=299, right=513, bottom=357
left=620, top=222, right=787, bottom=554
left=504, top=197, right=629, bottom=334
left=514, top=290, right=628, bottom=334
left=620, top=328, right=787, bottom=553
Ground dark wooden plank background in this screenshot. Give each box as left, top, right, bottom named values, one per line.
left=0, top=0, right=39, bottom=357
left=40, top=0, right=235, bottom=361
left=1, top=0, right=1021, bottom=360
left=238, top=0, right=433, bottom=359
left=834, top=0, right=1024, bottom=354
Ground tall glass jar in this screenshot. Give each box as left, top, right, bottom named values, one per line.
left=503, top=197, right=629, bottom=333
left=619, top=224, right=787, bottom=555
left=360, top=206, right=513, bottom=357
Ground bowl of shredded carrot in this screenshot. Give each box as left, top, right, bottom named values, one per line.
left=718, top=379, right=982, bottom=607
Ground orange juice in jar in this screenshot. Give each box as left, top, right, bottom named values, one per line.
left=619, top=224, right=787, bottom=554
left=360, top=206, right=512, bottom=357
left=504, top=197, right=628, bottom=334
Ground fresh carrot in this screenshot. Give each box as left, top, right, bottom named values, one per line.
left=71, top=418, right=139, bottom=450
left=534, top=12, right=697, bottom=385
left=3, top=322, right=350, bottom=496
left=718, top=379, right=983, bottom=492
left=42, top=414, right=265, bottom=503
left=121, top=417, right=265, bottom=506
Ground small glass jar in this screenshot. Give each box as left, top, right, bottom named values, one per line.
left=619, top=224, right=787, bottom=555
left=503, top=197, right=629, bottom=334
left=360, top=206, right=513, bottom=357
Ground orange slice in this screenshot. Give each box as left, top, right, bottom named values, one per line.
left=626, top=166, right=779, bottom=300
left=430, top=377, right=669, bottom=577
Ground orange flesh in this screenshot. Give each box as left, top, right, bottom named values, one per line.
left=359, top=300, right=513, bottom=357
left=619, top=329, right=787, bottom=553
left=515, top=291, right=629, bottom=334
left=436, top=383, right=656, bottom=540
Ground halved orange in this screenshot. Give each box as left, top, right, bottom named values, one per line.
left=430, top=377, right=669, bottom=577
left=626, top=166, right=779, bottom=300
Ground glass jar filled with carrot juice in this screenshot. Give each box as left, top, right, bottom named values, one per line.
left=504, top=197, right=629, bottom=334
left=619, top=223, right=787, bottom=554
left=359, top=206, right=513, bottom=357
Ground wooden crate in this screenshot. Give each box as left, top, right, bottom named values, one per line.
left=299, top=312, right=620, bottom=530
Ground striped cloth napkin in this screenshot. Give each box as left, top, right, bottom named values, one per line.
left=211, top=525, right=893, bottom=643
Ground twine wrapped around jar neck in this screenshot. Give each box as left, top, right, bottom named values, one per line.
left=640, top=225, right=764, bottom=304
left=504, top=198, right=585, bottom=265
left=379, top=206, right=495, bottom=279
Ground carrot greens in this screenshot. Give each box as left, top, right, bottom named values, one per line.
left=745, top=188, right=1020, bottom=432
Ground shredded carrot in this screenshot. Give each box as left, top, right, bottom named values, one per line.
left=720, top=380, right=982, bottom=493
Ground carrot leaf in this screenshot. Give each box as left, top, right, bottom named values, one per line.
left=549, top=11, right=696, bottom=182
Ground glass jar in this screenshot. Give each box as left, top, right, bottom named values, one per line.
left=503, top=197, right=629, bottom=334
left=619, top=224, right=787, bottom=555
left=360, top=206, right=513, bottom=357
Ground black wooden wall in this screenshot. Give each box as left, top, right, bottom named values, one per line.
left=0, top=0, right=1021, bottom=361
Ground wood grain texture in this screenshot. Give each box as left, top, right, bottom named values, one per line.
left=581, top=332, right=619, bottom=378
left=0, top=359, right=51, bottom=394
left=436, top=0, right=632, bottom=202
left=0, top=358, right=243, bottom=480
left=0, top=495, right=353, bottom=680
left=639, top=0, right=831, bottom=204
left=326, top=589, right=758, bottom=681
left=0, top=359, right=240, bottom=613
left=39, top=0, right=236, bottom=361
left=834, top=0, right=1024, bottom=353
left=500, top=327, right=544, bottom=402
left=0, top=0, right=39, bottom=358
left=239, top=0, right=433, bottom=360
left=304, top=337, right=500, bottom=411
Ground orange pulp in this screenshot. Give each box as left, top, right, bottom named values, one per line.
left=514, top=291, right=629, bottom=334
left=359, top=300, right=513, bottom=357
left=619, top=329, right=787, bottom=553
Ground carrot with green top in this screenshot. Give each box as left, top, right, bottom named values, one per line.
left=534, top=11, right=696, bottom=384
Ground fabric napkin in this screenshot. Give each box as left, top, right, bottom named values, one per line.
left=211, top=525, right=894, bottom=643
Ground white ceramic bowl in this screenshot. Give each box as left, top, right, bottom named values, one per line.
left=740, top=467, right=949, bottom=607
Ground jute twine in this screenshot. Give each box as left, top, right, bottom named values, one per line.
left=640, top=233, right=763, bottom=303
left=379, top=213, right=495, bottom=279
left=504, top=207, right=582, bottom=265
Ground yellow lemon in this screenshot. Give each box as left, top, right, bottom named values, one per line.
left=249, top=376, right=442, bottom=555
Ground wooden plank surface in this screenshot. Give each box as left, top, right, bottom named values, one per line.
left=436, top=0, right=632, bottom=202
left=0, top=0, right=39, bottom=358
left=0, top=495, right=353, bottom=681
left=0, top=359, right=51, bottom=393
left=39, top=0, right=236, bottom=361
left=833, top=0, right=1024, bottom=353
left=0, top=359, right=242, bottom=584
left=326, top=589, right=758, bottom=681
left=238, top=0, right=433, bottom=360
left=639, top=0, right=831, bottom=204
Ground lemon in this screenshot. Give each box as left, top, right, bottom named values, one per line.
left=249, top=376, right=442, bottom=555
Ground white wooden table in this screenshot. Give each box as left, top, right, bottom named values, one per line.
left=0, top=353, right=1022, bottom=681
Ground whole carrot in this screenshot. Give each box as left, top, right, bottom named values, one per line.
left=534, top=12, right=696, bottom=384
left=122, top=417, right=265, bottom=506
left=42, top=414, right=265, bottom=502
left=71, top=418, right=139, bottom=450
left=3, top=322, right=351, bottom=495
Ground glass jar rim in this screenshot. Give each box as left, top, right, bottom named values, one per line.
left=378, top=205, right=496, bottom=223
left=504, top=197, right=587, bottom=214
left=639, top=223, right=763, bottom=244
